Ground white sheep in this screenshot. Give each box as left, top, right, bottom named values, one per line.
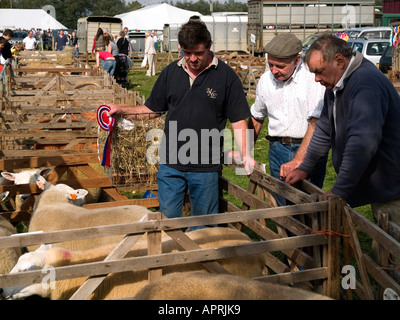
left=1, top=168, right=51, bottom=209
left=28, top=182, right=152, bottom=252
left=0, top=191, right=22, bottom=275
left=4, top=227, right=267, bottom=300
left=34, top=174, right=89, bottom=206
left=133, top=272, right=332, bottom=300
left=34, top=172, right=101, bottom=205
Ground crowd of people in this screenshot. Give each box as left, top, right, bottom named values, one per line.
left=0, top=26, right=164, bottom=79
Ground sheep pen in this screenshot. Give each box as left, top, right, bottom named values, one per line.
left=3, top=227, right=267, bottom=300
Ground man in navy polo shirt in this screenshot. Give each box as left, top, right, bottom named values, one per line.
left=107, top=19, right=254, bottom=229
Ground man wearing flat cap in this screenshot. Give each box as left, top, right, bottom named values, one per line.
left=248, top=33, right=328, bottom=206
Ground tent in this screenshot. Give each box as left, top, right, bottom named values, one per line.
left=115, top=3, right=202, bottom=31
left=0, top=9, right=67, bottom=30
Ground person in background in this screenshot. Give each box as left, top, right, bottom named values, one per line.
left=248, top=34, right=327, bottom=206
left=92, top=28, right=105, bottom=55
left=152, top=31, right=159, bottom=52
left=117, top=30, right=130, bottom=55
left=0, top=29, right=13, bottom=61
left=105, top=19, right=255, bottom=229
left=69, top=31, right=79, bottom=55
left=144, top=30, right=156, bottom=76
left=23, top=30, right=37, bottom=51
left=105, top=33, right=118, bottom=56
left=54, top=29, right=68, bottom=51
left=95, top=47, right=116, bottom=76
left=0, top=37, right=9, bottom=77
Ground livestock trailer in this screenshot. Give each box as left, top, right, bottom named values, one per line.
left=77, top=16, right=123, bottom=54
left=128, top=31, right=146, bottom=52
left=163, top=15, right=248, bottom=53
left=248, top=0, right=376, bottom=55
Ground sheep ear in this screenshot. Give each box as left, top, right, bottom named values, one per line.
left=1, top=172, right=16, bottom=181
left=76, top=189, right=88, bottom=199
left=0, top=191, right=9, bottom=202
left=39, top=168, right=51, bottom=177
left=37, top=244, right=51, bottom=252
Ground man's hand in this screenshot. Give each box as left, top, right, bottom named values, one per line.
left=242, top=155, right=257, bottom=175
left=285, top=169, right=308, bottom=186
left=106, top=104, right=123, bottom=117
left=280, top=158, right=302, bottom=179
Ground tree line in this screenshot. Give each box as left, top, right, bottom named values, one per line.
left=0, top=0, right=248, bottom=29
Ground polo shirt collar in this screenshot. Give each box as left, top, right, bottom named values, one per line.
left=177, top=51, right=218, bottom=85
left=177, top=51, right=218, bottom=71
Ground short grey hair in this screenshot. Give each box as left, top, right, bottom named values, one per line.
left=304, top=33, right=353, bottom=64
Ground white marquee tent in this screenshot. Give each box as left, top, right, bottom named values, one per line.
left=0, top=9, right=67, bottom=30
left=115, top=3, right=202, bottom=31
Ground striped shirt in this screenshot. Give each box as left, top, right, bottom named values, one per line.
left=250, top=60, right=325, bottom=138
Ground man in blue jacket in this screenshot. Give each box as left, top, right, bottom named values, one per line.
left=285, top=34, right=400, bottom=230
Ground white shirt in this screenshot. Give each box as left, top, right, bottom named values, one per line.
left=332, top=56, right=355, bottom=131
left=145, top=36, right=156, bottom=55
left=23, top=36, right=37, bottom=50
left=250, top=60, right=325, bottom=138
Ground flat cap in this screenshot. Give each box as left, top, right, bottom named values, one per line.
left=264, top=34, right=302, bottom=58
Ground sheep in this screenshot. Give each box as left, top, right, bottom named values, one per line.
left=0, top=191, right=22, bottom=275
left=1, top=168, right=51, bottom=209
left=4, top=227, right=267, bottom=300
left=34, top=174, right=89, bottom=207
left=28, top=182, right=152, bottom=251
left=133, top=272, right=332, bottom=300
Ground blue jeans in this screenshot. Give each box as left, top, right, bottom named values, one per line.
left=269, top=141, right=328, bottom=206
left=101, top=59, right=116, bottom=76
left=157, top=164, right=219, bottom=230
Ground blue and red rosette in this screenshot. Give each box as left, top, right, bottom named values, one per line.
left=97, top=105, right=115, bottom=167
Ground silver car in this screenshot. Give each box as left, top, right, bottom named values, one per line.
left=347, top=38, right=390, bottom=67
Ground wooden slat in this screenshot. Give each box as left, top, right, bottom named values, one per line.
left=0, top=153, right=100, bottom=170
left=0, top=203, right=329, bottom=250
left=0, top=234, right=327, bottom=288
left=346, top=206, right=400, bottom=258
left=255, top=267, right=328, bottom=285
left=147, top=212, right=163, bottom=282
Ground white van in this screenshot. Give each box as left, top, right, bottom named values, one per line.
left=345, top=26, right=392, bottom=40
left=348, top=38, right=390, bottom=66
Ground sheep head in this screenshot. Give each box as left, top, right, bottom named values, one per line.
left=1, top=244, right=52, bottom=300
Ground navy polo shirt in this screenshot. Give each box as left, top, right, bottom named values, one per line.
left=145, top=57, right=250, bottom=172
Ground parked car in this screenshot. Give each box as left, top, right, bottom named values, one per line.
left=301, top=32, right=337, bottom=57
left=344, top=26, right=392, bottom=40
left=378, top=45, right=393, bottom=73
left=348, top=38, right=390, bottom=66
left=8, top=30, right=28, bottom=45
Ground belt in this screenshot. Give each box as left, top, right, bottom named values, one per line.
left=265, top=135, right=303, bottom=145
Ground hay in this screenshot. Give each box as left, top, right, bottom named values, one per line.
left=98, top=114, right=165, bottom=187
left=57, top=46, right=75, bottom=65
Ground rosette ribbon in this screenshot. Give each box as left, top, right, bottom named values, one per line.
left=97, top=105, right=115, bottom=167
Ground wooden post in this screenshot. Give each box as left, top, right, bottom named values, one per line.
left=343, top=207, right=374, bottom=300
left=311, top=194, right=323, bottom=294
left=147, top=212, right=163, bottom=282
left=378, top=210, right=390, bottom=299
left=323, top=195, right=342, bottom=299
